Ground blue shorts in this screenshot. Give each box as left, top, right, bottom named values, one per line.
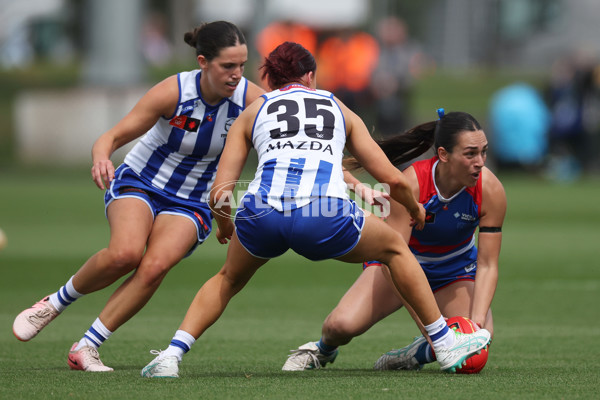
left=362, top=260, right=476, bottom=292
left=105, top=164, right=212, bottom=255
left=235, top=195, right=365, bottom=261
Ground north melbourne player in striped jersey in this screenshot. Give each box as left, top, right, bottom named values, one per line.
left=13, top=21, right=264, bottom=372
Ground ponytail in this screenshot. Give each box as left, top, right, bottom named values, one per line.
left=344, top=120, right=435, bottom=171
left=345, top=110, right=481, bottom=171
left=376, top=121, right=436, bottom=168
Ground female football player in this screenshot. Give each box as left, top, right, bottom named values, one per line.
left=13, top=21, right=264, bottom=371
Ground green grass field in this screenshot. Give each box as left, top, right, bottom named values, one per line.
left=1, top=167, right=599, bottom=399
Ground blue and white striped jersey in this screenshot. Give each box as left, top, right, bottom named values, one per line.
left=246, top=84, right=348, bottom=211
left=124, top=70, right=248, bottom=203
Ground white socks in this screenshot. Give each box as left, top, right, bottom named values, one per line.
left=424, top=315, right=454, bottom=351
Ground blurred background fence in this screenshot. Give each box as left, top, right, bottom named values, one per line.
left=1, top=0, right=599, bottom=180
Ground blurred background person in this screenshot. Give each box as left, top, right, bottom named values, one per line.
left=544, top=50, right=600, bottom=179
left=255, top=20, right=317, bottom=59
left=370, top=16, right=428, bottom=137
left=316, top=27, right=379, bottom=115
left=142, top=11, right=173, bottom=67
left=489, top=82, right=550, bottom=171
left=581, top=58, right=600, bottom=172
left=254, top=20, right=317, bottom=89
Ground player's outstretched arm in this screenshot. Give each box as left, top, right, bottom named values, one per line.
left=472, top=167, right=506, bottom=329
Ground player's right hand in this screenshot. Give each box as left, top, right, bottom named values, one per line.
left=91, top=159, right=115, bottom=190
left=215, top=220, right=234, bottom=244
left=409, top=203, right=426, bottom=230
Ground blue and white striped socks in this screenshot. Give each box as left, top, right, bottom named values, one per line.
left=48, top=276, right=83, bottom=313
left=76, top=318, right=113, bottom=350
left=162, top=330, right=196, bottom=361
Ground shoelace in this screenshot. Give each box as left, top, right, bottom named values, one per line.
left=288, top=349, right=321, bottom=369
left=149, top=349, right=164, bottom=357
left=147, top=350, right=177, bottom=373
left=27, top=307, right=56, bottom=329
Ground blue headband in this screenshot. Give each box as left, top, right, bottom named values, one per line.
left=437, top=108, right=445, bottom=120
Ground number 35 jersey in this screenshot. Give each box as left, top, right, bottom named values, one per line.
left=247, top=85, right=349, bottom=211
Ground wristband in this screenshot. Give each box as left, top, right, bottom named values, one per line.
left=479, top=226, right=502, bottom=233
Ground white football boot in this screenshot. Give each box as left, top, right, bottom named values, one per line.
left=373, top=335, right=427, bottom=370
left=141, top=350, right=180, bottom=378
left=282, top=341, right=338, bottom=371
left=436, top=328, right=491, bottom=373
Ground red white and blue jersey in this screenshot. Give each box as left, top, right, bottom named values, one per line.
left=124, top=70, right=248, bottom=203
left=246, top=84, right=348, bottom=211
left=410, top=156, right=482, bottom=288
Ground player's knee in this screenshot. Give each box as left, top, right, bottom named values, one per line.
left=375, top=238, right=411, bottom=266
left=323, top=313, right=362, bottom=341
left=106, top=247, right=143, bottom=275
left=219, top=260, right=261, bottom=294
left=136, top=257, right=173, bottom=287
